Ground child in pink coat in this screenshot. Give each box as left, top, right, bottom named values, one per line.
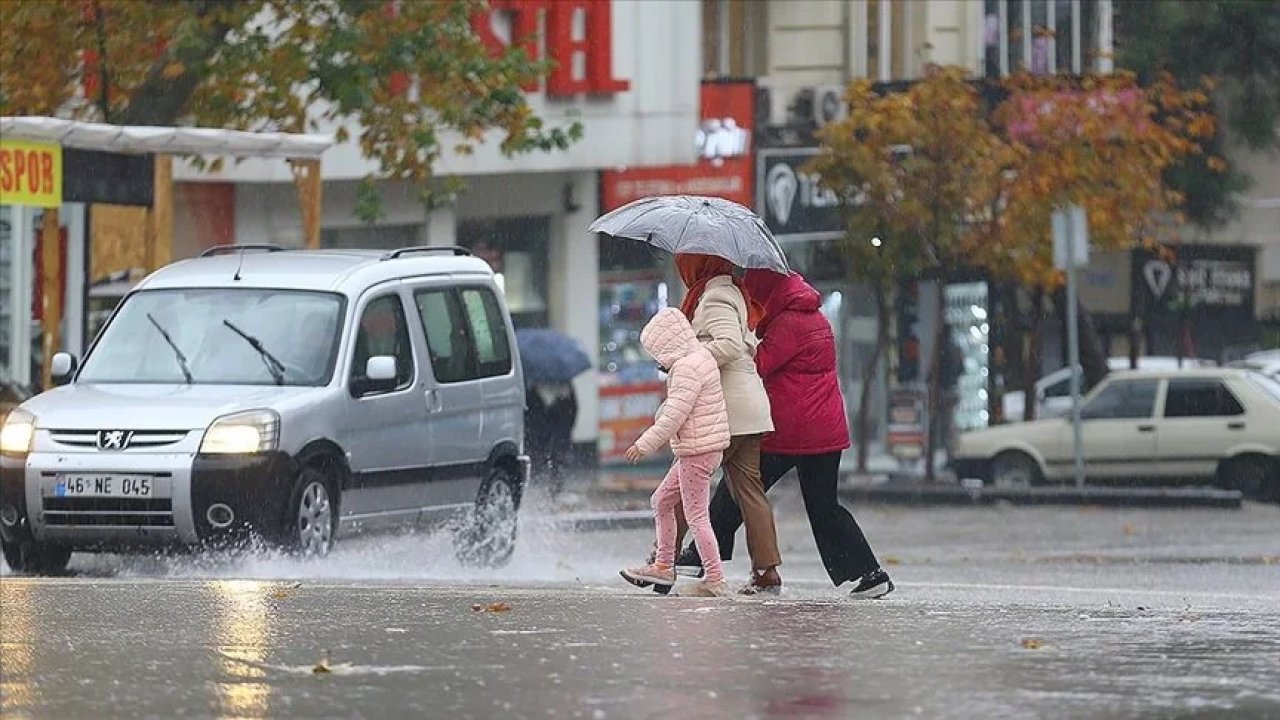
left=621, top=308, right=732, bottom=597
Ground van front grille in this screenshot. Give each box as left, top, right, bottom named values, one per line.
left=49, top=430, right=189, bottom=450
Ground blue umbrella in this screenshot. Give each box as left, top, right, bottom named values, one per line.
left=516, top=329, right=592, bottom=383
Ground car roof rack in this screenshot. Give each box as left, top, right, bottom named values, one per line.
left=200, top=244, right=286, bottom=258
left=381, top=246, right=473, bottom=260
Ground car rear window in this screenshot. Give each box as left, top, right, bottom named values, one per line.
left=1246, top=372, right=1280, bottom=405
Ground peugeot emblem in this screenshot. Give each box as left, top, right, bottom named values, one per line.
left=97, top=430, right=134, bottom=451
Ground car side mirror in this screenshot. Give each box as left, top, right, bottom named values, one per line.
left=51, top=352, right=77, bottom=386
left=352, top=355, right=399, bottom=396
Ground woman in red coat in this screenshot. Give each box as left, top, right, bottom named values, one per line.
left=676, top=270, right=893, bottom=598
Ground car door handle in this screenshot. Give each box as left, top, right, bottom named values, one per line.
left=424, top=389, right=442, bottom=413
left=1227, top=422, right=1245, bottom=431
left=1137, top=424, right=1156, bottom=433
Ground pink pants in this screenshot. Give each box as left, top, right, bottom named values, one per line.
left=652, top=451, right=724, bottom=584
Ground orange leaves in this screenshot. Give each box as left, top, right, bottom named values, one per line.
left=810, top=66, right=1212, bottom=292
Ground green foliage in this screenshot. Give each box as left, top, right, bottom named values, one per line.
left=0, top=0, right=583, bottom=215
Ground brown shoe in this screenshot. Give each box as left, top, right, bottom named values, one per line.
left=739, top=566, right=782, bottom=596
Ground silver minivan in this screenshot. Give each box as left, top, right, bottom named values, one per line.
left=0, top=245, right=529, bottom=574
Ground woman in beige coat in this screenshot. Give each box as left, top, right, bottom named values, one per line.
left=672, top=253, right=783, bottom=593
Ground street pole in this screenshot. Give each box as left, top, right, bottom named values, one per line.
left=1054, top=206, right=1087, bottom=490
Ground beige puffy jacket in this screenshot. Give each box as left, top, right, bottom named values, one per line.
left=633, top=308, right=732, bottom=458
left=691, top=276, right=774, bottom=436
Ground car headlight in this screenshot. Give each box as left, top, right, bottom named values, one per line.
left=200, top=410, right=280, bottom=455
left=0, top=408, right=35, bottom=457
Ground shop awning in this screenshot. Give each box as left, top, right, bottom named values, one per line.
left=0, top=116, right=333, bottom=158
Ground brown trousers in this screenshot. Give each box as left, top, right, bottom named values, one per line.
left=675, top=434, right=781, bottom=570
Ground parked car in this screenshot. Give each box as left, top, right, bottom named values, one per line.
left=1228, top=350, right=1280, bottom=381
left=0, top=245, right=529, bottom=574
left=954, top=368, right=1280, bottom=501
left=1001, top=356, right=1217, bottom=422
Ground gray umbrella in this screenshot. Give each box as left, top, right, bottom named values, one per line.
left=589, top=195, right=790, bottom=273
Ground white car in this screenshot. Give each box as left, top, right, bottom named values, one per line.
left=954, top=368, right=1280, bottom=501
left=1001, top=356, right=1216, bottom=422
left=1229, top=350, right=1280, bottom=381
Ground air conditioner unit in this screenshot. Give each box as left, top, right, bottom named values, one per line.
left=813, top=85, right=848, bottom=126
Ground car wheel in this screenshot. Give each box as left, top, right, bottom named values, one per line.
left=455, top=467, right=520, bottom=568
left=1220, top=456, right=1278, bottom=502
left=991, top=452, right=1043, bottom=489
left=1, top=539, right=72, bottom=575
left=283, top=467, right=337, bottom=557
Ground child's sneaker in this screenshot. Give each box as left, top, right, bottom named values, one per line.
left=682, top=579, right=730, bottom=597
left=620, top=563, right=675, bottom=589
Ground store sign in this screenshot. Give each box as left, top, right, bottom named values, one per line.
left=0, top=140, right=62, bottom=208
left=473, top=0, right=629, bottom=97
left=599, top=382, right=667, bottom=463
left=757, top=148, right=842, bottom=241
left=1133, top=245, right=1255, bottom=315
left=601, top=82, right=755, bottom=210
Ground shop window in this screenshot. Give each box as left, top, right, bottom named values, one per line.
left=458, top=216, right=549, bottom=329
left=702, top=0, right=766, bottom=78
left=322, top=224, right=418, bottom=251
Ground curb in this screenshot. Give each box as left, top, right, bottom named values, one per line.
left=840, top=484, right=1246, bottom=508
left=546, top=510, right=653, bottom=532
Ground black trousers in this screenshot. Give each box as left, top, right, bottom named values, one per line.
left=706, top=451, right=880, bottom=586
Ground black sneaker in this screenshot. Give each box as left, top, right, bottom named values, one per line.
left=849, top=568, right=894, bottom=599
left=674, top=545, right=705, bottom=578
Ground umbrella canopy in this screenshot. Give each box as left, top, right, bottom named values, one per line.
left=589, top=195, right=790, bottom=273
left=516, top=329, right=592, bottom=384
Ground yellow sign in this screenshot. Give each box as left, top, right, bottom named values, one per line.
left=0, top=139, right=63, bottom=208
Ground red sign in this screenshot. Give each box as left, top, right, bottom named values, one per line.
left=473, top=0, right=630, bottom=97
left=598, top=381, right=667, bottom=464
left=601, top=81, right=756, bottom=211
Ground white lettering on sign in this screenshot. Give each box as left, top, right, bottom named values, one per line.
left=695, top=119, right=750, bottom=165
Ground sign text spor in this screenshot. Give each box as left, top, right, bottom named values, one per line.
left=473, top=0, right=630, bottom=97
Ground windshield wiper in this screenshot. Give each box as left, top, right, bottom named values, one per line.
left=222, top=319, right=286, bottom=385
left=147, top=313, right=194, bottom=385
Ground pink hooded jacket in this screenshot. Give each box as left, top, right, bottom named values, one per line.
left=633, top=308, right=732, bottom=458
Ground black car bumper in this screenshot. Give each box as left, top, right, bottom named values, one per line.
left=190, top=452, right=298, bottom=542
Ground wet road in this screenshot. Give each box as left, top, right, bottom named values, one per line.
left=2, top=495, right=1279, bottom=719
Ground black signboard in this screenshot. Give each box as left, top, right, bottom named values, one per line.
left=1132, top=244, right=1256, bottom=318
left=756, top=148, right=843, bottom=241
left=63, top=148, right=154, bottom=207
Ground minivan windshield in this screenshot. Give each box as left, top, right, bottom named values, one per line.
left=78, top=288, right=345, bottom=386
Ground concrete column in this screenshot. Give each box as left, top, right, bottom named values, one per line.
left=550, top=171, right=600, bottom=443
left=849, top=0, right=869, bottom=78
left=1097, top=0, right=1114, bottom=73
left=423, top=205, right=457, bottom=247
left=6, top=206, right=33, bottom=385
left=62, top=203, right=86, bottom=356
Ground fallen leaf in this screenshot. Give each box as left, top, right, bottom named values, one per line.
left=1123, top=523, right=1137, bottom=536
left=471, top=602, right=513, bottom=613
left=269, top=589, right=294, bottom=601
left=313, top=650, right=332, bottom=675
left=884, top=556, right=901, bottom=566
left=1020, top=638, right=1044, bottom=650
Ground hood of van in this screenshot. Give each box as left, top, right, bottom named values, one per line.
left=20, top=383, right=324, bottom=431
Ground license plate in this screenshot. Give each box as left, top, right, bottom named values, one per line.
left=54, top=474, right=154, bottom=499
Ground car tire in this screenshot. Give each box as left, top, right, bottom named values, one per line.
left=1, top=539, right=72, bottom=576
left=455, top=467, right=520, bottom=568
left=1219, top=456, right=1278, bottom=503
left=991, top=451, right=1043, bottom=489
left=281, top=466, right=337, bottom=557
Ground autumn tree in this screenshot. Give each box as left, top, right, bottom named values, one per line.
left=969, top=70, right=1218, bottom=401
left=0, top=0, right=581, bottom=211
left=810, top=66, right=1011, bottom=479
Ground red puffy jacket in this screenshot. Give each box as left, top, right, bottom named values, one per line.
left=743, top=271, right=851, bottom=456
